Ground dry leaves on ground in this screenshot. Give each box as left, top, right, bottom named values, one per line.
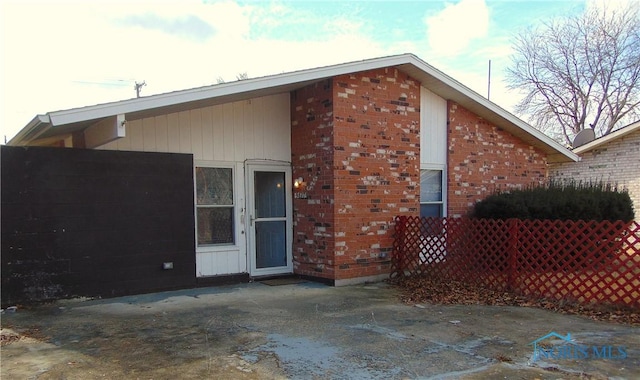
left=392, top=276, right=640, bottom=326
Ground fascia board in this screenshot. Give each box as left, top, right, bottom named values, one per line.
left=47, top=54, right=417, bottom=127
left=23, top=52, right=578, bottom=162
left=7, top=114, right=51, bottom=146
left=405, top=55, right=579, bottom=163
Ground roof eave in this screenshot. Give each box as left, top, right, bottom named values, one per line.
left=45, top=54, right=419, bottom=127
left=573, top=120, right=640, bottom=154
left=397, top=56, right=578, bottom=163
left=9, top=53, right=579, bottom=163
left=7, top=114, right=51, bottom=146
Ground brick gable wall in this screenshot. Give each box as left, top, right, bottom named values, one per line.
left=291, top=68, right=420, bottom=282
left=447, top=102, right=548, bottom=217
left=549, top=128, right=640, bottom=221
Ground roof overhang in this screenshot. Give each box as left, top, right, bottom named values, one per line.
left=573, top=120, right=640, bottom=155
left=7, top=53, right=578, bottom=162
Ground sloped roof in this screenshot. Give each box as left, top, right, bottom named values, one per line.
left=8, top=53, right=578, bottom=163
left=573, top=120, right=640, bottom=155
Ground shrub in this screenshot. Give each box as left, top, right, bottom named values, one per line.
left=472, top=180, right=635, bottom=222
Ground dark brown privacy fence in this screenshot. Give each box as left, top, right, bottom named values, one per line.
left=391, top=217, right=640, bottom=308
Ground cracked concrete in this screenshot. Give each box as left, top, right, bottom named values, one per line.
left=1, top=281, right=638, bottom=379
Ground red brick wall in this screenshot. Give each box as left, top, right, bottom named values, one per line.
left=291, top=68, right=421, bottom=282
left=447, top=101, right=547, bottom=217
left=291, top=79, right=336, bottom=280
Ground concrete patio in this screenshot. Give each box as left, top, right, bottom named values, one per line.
left=1, top=281, right=638, bottom=379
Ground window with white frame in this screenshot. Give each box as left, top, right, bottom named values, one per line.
left=420, top=169, right=445, bottom=217
left=195, top=166, right=234, bottom=246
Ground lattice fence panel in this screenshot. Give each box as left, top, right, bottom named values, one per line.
left=392, top=217, right=640, bottom=309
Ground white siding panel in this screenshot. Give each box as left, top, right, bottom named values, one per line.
left=222, top=103, right=235, bottom=161
left=211, top=105, right=225, bottom=161
left=195, top=252, right=212, bottom=277
left=167, top=113, right=180, bottom=152
left=201, top=107, right=214, bottom=160
left=196, top=250, right=243, bottom=276
left=96, top=93, right=290, bottom=161
left=129, top=119, right=144, bottom=151
left=420, top=87, right=447, bottom=166
left=178, top=111, right=191, bottom=154
left=252, top=97, right=266, bottom=158
left=233, top=101, right=246, bottom=162
left=218, top=251, right=235, bottom=275
left=190, top=109, right=203, bottom=160
left=155, top=115, right=168, bottom=152
left=262, top=94, right=291, bottom=161
left=142, top=117, right=155, bottom=152
left=244, top=100, right=255, bottom=158
left=118, top=120, right=135, bottom=151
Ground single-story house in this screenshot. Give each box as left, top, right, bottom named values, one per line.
left=550, top=120, right=640, bottom=221
left=2, top=53, right=578, bottom=303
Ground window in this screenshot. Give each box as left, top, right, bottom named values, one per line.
left=195, top=167, right=234, bottom=246
left=420, top=169, right=444, bottom=218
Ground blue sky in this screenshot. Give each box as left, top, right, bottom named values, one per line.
left=0, top=0, right=614, bottom=142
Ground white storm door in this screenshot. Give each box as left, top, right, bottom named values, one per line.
left=246, top=163, right=293, bottom=276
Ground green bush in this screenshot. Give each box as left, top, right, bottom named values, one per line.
left=472, top=180, right=635, bottom=221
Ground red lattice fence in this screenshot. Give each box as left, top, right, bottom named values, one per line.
left=391, top=217, right=640, bottom=309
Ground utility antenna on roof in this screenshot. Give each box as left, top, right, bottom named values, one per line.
left=134, top=81, right=146, bottom=98
left=487, top=60, right=491, bottom=100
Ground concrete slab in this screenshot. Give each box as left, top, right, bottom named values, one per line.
left=1, top=281, right=638, bottom=379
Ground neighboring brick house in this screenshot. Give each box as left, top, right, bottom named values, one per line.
left=4, top=54, right=577, bottom=300
left=550, top=121, right=640, bottom=221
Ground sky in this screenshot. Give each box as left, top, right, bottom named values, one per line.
left=0, top=0, right=626, bottom=143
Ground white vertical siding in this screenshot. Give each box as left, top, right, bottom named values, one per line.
left=211, top=105, right=225, bottom=161
left=167, top=113, right=180, bottom=152
left=222, top=103, right=235, bottom=160
left=178, top=111, right=191, bottom=154
left=252, top=98, right=266, bottom=158
left=99, top=93, right=290, bottom=160
left=155, top=115, right=168, bottom=152
left=420, top=87, right=447, bottom=166
left=190, top=109, right=203, bottom=160
left=201, top=107, right=213, bottom=160
left=98, top=93, right=291, bottom=277
left=142, top=117, right=155, bottom=152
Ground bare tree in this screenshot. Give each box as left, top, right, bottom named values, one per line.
left=506, top=3, right=640, bottom=145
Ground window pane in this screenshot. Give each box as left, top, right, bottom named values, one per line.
left=197, top=207, right=234, bottom=245
left=255, top=171, right=286, bottom=218
left=420, top=204, right=442, bottom=218
left=196, top=167, right=233, bottom=205
left=255, top=220, right=287, bottom=268
left=420, top=170, right=442, bottom=202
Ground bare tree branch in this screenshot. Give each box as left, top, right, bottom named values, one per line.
left=506, top=3, right=640, bottom=146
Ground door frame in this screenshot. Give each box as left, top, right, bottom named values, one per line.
left=245, top=160, right=293, bottom=277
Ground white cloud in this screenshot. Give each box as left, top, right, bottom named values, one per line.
left=425, top=0, right=490, bottom=56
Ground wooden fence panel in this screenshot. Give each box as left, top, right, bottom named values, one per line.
left=392, top=217, right=640, bottom=309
